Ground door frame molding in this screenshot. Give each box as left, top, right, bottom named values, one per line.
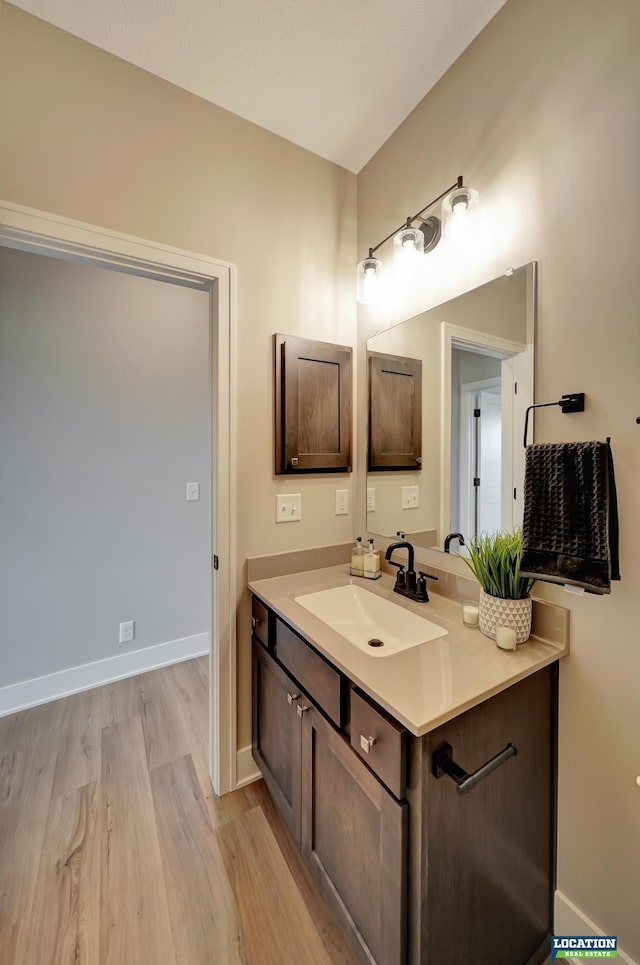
left=0, top=199, right=237, bottom=795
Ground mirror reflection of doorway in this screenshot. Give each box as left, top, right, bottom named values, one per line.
left=458, top=376, right=502, bottom=536
left=451, top=342, right=532, bottom=542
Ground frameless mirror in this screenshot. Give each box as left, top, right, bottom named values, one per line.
left=366, top=262, right=536, bottom=551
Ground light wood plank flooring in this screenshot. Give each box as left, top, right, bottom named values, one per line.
left=0, top=657, right=358, bottom=965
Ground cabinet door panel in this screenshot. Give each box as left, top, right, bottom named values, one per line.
left=275, top=334, right=352, bottom=473
left=301, top=706, right=407, bottom=965
left=368, top=352, right=422, bottom=471
left=425, top=666, right=555, bottom=965
left=252, top=641, right=302, bottom=844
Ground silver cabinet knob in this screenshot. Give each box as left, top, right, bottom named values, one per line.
left=251, top=616, right=260, bottom=629
left=287, top=692, right=300, bottom=706
left=297, top=704, right=310, bottom=718
left=360, top=735, right=377, bottom=754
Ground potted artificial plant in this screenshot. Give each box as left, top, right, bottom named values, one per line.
left=460, top=529, right=535, bottom=643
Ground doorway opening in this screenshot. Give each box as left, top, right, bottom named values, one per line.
left=0, top=200, right=236, bottom=795
left=441, top=322, right=533, bottom=548
left=455, top=356, right=503, bottom=540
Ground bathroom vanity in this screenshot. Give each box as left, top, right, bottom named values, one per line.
left=249, top=566, right=567, bottom=965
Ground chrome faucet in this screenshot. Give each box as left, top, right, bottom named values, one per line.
left=444, top=532, right=466, bottom=553
left=384, top=541, right=438, bottom=603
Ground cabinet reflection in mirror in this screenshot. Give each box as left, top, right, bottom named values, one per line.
left=366, top=262, right=536, bottom=552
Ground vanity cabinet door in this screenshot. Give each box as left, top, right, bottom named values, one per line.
left=301, top=704, right=407, bottom=965
left=275, top=334, right=352, bottom=473
left=424, top=665, right=555, bottom=965
left=252, top=640, right=302, bottom=845
left=368, top=351, right=422, bottom=471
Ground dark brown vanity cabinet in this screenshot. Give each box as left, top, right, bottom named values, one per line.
left=252, top=639, right=302, bottom=843
left=252, top=631, right=407, bottom=965
left=251, top=597, right=557, bottom=965
left=301, top=703, right=408, bottom=965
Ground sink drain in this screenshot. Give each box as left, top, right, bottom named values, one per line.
left=367, top=638, right=384, bottom=648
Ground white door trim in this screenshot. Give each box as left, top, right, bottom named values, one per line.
left=0, top=199, right=237, bottom=795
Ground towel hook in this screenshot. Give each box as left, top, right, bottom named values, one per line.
left=523, top=392, right=585, bottom=448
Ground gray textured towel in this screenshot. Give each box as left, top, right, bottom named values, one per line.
left=520, top=441, right=620, bottom=594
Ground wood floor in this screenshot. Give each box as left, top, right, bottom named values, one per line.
left=0, top=657, right=358, bottom=965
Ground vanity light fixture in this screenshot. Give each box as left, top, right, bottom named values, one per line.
left=393, top=222, right=425, bottom=267
left=442, top=184, right=480, bottom=234
left=356, top=254, right=384, bottom=304
left=356, top=175, right=478, bottom=303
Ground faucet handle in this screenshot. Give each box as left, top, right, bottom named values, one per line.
left=417, top=570, right=438, bottom=598
left=418, top=570, right=439, bottom=582
left=388, top=561, right=406, bottom=590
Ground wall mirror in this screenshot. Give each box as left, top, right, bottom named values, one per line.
left=366, top=262, right=536, bottom=552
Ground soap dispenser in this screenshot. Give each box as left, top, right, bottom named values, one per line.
left=351, top=537, right=365, bottom=577
left=364, top=538, right=381, bottom=579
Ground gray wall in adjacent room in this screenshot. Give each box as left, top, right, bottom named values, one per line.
left=0, top=246, right=210, bottom=686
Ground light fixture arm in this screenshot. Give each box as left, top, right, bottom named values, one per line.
left=367, top=175, right=463, bottom=256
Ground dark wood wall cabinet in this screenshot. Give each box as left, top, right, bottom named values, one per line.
left=368, top=351, right=422, bottom=471
left=275, top=334, right=353, bottom=474
left=251, top=595, right=557, bottom=965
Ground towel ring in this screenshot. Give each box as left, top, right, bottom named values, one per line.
left=523, top=393, right=585, bottom=448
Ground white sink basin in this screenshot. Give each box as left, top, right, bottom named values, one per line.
left=294, top=583, right=448, bottom=657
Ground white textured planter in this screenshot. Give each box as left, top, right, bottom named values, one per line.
left=478, top=588, right=532, bottom=644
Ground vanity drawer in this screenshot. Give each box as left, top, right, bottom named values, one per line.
left=252, top=596, right=270, bottom=648
left=274, top=619, right=344, bottom=727
left=350, top=688, right=407, bottom=799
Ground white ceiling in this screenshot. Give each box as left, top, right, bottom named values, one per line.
left=12, top=0, right=507, bottom=172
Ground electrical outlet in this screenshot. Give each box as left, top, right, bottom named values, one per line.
left=276, top=493, right=302, bottom=522
left=335, top=490, right=349, bottom=515
left=186, top=482, right=200, bottom=502
left=401, top=485, right=419, bottom=510
left=367, top=488, right=376, bottom=512
left=119, top=620, right=135, bottom=644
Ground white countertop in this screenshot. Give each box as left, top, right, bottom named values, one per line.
left=248, top=565, right=568, bottom=737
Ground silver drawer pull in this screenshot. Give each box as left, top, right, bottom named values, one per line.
left=360, top=735, right=377, bottom=754
left=287, top=692, right=300, bottom=706
left=297, top=704, right=310, bottom=718
left=251, top=616, right=261, bottom=629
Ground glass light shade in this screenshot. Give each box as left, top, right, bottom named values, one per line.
left=442, top=185, right=480, bottom=233
left=357, top=256, right=383, bottom=304
left=392, top=225, right=425, bottom=268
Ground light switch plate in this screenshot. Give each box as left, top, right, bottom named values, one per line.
left=367, top=488, right=376, bottom=512
left=186, top=482, right=200, bottom=502
left=335, top=490, right=349, bottom=515
left=402, top=485, right=419, bottom=510
left=276, top=493, right=302, bottom=522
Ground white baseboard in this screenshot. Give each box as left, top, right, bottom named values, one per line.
left=236, top=743, right=260, bottom=789
left=0, top=632, right=209, bottom=717
left=554, top=891, right=637, bottom=965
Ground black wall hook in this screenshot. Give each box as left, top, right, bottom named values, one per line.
left=523, top=392, right=585, bottom=448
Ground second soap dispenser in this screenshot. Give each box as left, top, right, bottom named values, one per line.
left=364, top=538, right=381, bottom=580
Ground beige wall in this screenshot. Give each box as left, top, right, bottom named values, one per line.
left=358, top=0, right=640, bottom=954
left=0, top=4, right=357, bottom=748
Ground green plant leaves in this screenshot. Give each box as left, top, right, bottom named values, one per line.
left=459, top=528, right=534, bottom=600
